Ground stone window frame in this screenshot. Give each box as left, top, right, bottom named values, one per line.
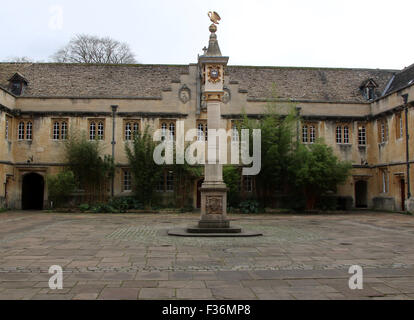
left=196, top=119, right=207, bottom=141
left=122, top=169, right=132, bottom=192
left=335, top=126, right=342, bottom=144
left=230, top=120, right=241, bottom=143
left=301, top=121, right=318, bottom=144
left=343, top=126, right=350, bottom=144
left=357, top=123, right=367, bottom=146
left=156, top=169, right=174, bottom=193
left=242, top=175, right=254, bottom=193
left=302, top=125, right=308, bottom=143
left=379, top=167, right=389, bottom=194
left=166, top=170, right=174, bottom=192
left=156, top=174, right=164, bottom=192
left=395, top=112, right=403, bottom=140
left=51, top=118, right=68, bottom=140
left=360, top=79, right=378, bottom=101
left=97, top=122, right=104, bottom=140
left=335, top=123, right=352, bottom=145
left=377, top=118, right=389, bottom=143
left=123, top=119, right=141, bottom=141
left=8, top=73, right=27, bottom=96
left=5, top=115, right=12, bottom=141
left=17, top=119, right=33, bottom=141
left=10, top=82, right=23, bottom=95
left=159, top=119, right=176, bottom=141
left=365, top=87, right=374, bottom=100
left=88, top=118, right=105, bottom=141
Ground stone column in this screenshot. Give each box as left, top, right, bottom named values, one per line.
left=168, top=12, right=262, bottom=237
left=199, top=99, right=229, bottom=228
left=197, top=23, right=230, bottom=229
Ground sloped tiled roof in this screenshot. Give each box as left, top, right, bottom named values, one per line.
left=0, top=63, right=189, bottom=98
left=0, top=62, right=397, bottom=102
left=383, top=63, right=414, bottom=96
left=226, top=66, right=396, bottom=102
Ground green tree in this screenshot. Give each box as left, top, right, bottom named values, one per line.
left=290, top=141, right=351, bottom=210
left=46, top=170, right=77, bottom=207
left=171, top=160, right=202, bottom=208
left=125, top=125, right=163, bottom=206
left=223, top=165, right=241, bottom=207
left=239, top=99, right=299, bottom=206
left=239, top=86, right=351, bottom=211
left=64, top=131, right=114, bottom=202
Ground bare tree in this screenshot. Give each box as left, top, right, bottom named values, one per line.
left=51, top=34, right=137, bottom=64
left=4, top=56, right=33, bottom=63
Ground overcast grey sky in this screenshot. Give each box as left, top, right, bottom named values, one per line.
left=1, top=0, right=413, bottom=70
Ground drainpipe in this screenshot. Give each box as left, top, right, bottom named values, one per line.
left=402, top=94, right=410, bottom=199
left=111, top=105, right=118, bottom=198
left=196, top=61, right=201, bottom=115
left=295, top=106, right=301, bottom=145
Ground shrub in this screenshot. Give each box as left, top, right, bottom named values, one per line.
left=317, top=196, right=337, bottom=211
left=179, top=205, right=194, bottom=213
left=284, top=193, right=306, bottom=211
left=110, top=197, right=144, bottom=210
left=124, top=126, right=163, bottom=206
left=290, top=142, right=351, bottom=210
left=91, top=203, right=117, bottom=213
left=108, top=198, right=129, bottom=213
left=78, top=203, right=90, bottom=212
left=223, top=165, right=241, bottom=207
left=47, top=170, right=77, bottom=207
left=227, top=206, right=239, bottom=213
left=239, top=200, right=260, bottom=214
left=64, top=131, right=114, bottom=202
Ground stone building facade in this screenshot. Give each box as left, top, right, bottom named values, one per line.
left=1, top=58, right=414, bottom=211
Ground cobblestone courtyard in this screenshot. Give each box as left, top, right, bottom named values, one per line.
left=0, top=211, right=413, bottom=300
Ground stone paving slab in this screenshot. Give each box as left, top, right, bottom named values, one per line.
left=0, top=211, right=414, bottom=299
left=98, top=288, right=139, bottom=300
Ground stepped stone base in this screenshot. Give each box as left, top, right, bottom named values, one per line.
left=198, top=219, right=230, bottom=229
left=187, top=225, right=241, bottom=233
left=167, top=227, right=262, bottom=237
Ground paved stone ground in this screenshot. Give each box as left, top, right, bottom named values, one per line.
left=0, top=211, right=414, bottom=300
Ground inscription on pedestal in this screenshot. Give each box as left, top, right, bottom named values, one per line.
left=206, top=196, right=223, bottom=214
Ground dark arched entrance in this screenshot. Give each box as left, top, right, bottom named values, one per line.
left=22, top=173, right=44, bottom=210
left=355, top=180, right=367, bottom=208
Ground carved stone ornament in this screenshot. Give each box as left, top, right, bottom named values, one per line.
left=222, top=87, right=231, bottom=104
left=200, top=94, right=207, bottom=112
left=206, top=196, right=223, bottom=214
left=204, top=92, right=222, bottom=102
left=179, top=85, right=191, bottom=104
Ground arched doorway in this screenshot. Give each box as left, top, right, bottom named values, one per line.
left=22, top=173, right=44, bottom=210
left=355, top=180, right=367, bottom=208
left=196, top=179, right=204, bottom=208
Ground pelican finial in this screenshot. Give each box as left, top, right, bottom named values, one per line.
left=208, top=11, right=221, bottom=25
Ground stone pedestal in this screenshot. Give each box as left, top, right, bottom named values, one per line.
left=199, top=183, right=228, bottom=228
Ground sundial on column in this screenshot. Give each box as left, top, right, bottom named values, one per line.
left=207, top=65, right=221, bottom=83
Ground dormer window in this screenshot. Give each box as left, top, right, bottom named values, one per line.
left=365, top=87, right=374, bottom=100
left=11, top=82, right=22, bottom=95
left=360, top=78, right=378, bottom=101
left=8, top=72, right=28, bottom=96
